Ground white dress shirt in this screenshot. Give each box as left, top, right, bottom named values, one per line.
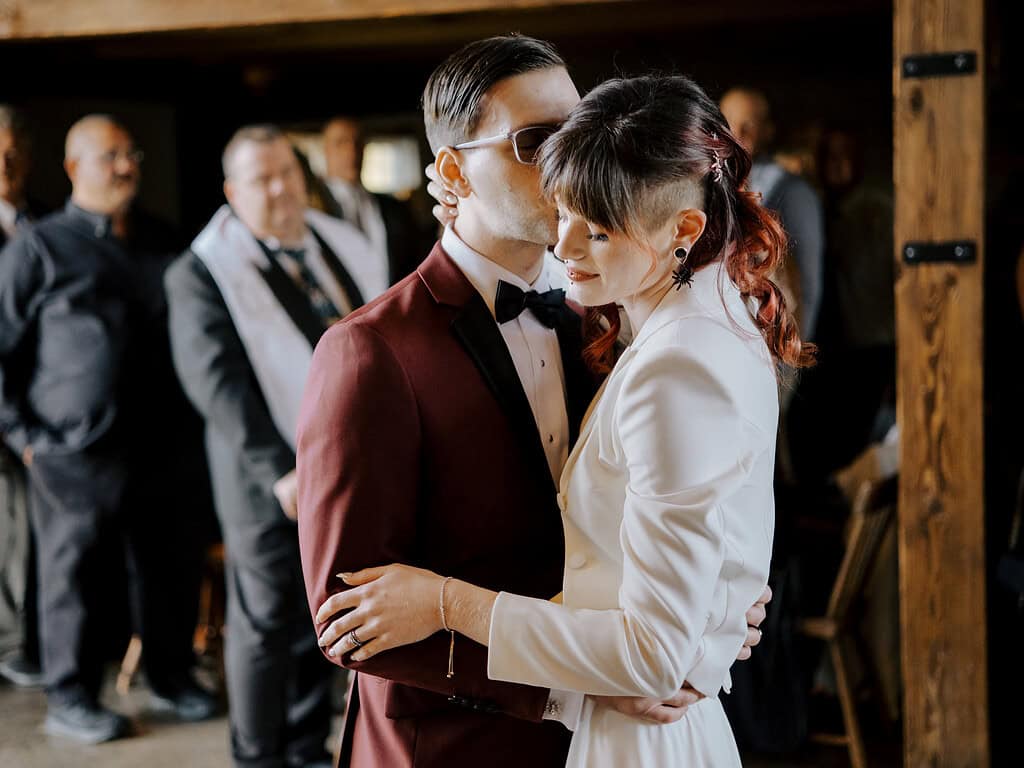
left=442, top=227, right=583, bottom=729
left=263, top=223, right=387, bottom=314
left=0, top=198, right=22, bottom=240
left=327, top=178, right=390, bottom=290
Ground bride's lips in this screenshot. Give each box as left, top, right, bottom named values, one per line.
left=566, top=267, right=598, bottom=282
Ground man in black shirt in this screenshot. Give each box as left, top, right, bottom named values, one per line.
left=0, top=104, right=44, bottom=691
left=0, top=114, right=214, bottom=742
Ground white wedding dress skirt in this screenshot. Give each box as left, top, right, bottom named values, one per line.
left=565, top=695, right=742, bottom=767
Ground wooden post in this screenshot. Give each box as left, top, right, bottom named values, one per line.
left=894, top=1, right=989, bottom=766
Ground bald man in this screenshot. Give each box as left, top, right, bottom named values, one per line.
left=0, top=114, right=214, bottom=742
left=720, top=88, right=824, bottom=340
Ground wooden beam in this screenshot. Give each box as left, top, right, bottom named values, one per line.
left=0, top=0, right=618, bottom=40
left=894, top=1, right=989, bottom=766
left=0, top=0, right=889, bottom=43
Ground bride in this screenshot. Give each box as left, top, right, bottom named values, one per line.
left=314, top=73, right=812, bottom=765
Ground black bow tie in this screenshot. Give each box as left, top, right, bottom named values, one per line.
left=494, top=280, right=566, bottom=328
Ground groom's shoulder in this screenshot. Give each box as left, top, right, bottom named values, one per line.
left=318, top=266, right=442, bottom=353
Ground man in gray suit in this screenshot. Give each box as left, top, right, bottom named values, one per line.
left=720, top=87, right=825, bottom=341
left=166, top=124, right=376, bottom=768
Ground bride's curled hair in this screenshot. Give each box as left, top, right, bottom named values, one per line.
left=538, top=74, right=815, bottom=373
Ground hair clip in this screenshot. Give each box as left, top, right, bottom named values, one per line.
left=710, top=150, right=724, bottom=184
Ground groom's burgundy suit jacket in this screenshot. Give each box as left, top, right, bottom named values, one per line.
left=296, top=243, right=597, bottom=768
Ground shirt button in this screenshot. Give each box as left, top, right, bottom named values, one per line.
left=567, top=552, right=587, bottom=570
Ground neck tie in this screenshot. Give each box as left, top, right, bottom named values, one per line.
left=494, top=280, right=566, bottom=329
left=279, top=247, right=344, bottom=326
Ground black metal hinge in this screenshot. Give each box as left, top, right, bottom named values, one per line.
left=902, top=241, right=977, bottom=264
left=902, top=51, right=977, bottom=79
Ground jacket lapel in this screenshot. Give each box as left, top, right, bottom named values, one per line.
left=450, top=293, right=556, bottom=498
left=420, top=244, right=557, bottom=497
left=554, top=304, right=598, bottom=447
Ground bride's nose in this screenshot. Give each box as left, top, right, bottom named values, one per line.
left=553, top=231, right=585, bottom=263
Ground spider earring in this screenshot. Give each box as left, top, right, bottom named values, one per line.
left=671, top=246, right=694, bottom=290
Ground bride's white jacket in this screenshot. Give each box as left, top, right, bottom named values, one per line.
left=488, top=261, right=778, bottom=705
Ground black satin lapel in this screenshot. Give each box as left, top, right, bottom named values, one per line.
left=555, top=307, right=597, bottom=447
left=310, top=227, right=366, bottom=309
left=257, top=257, right=325, bottom=349
left=451, top=294, right=555, bottom=497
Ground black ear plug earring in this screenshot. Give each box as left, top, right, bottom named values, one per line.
left=672, top=247, right=693, bottom=290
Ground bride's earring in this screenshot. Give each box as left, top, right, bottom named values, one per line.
left=671, top=246, right=693, bottom=290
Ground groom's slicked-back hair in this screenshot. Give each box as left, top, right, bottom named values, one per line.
left=422, top=34, right=565, bottom=152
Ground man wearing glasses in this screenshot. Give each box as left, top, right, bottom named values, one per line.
left=298, top=36, right=768, bottom=768
left=0, top=114, right=215, bottom=742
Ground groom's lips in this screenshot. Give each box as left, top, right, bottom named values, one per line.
left=566, top=267, right=598, bottom=282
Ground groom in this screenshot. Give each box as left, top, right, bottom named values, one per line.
left=297, top=36, right=765, bottom=768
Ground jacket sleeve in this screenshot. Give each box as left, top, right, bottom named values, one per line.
left=487, top=319, right=770, bottom=700
left=296, top=319, right=550, bottom=722
left=164, top=254, right=294, bottom=493
left=776, top=176, right=825, bottom=339
left=0, top=234, right=46, bottom=453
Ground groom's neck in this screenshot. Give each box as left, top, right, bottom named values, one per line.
left=452, top=219, right=546, bottom=285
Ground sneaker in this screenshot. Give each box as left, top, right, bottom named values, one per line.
left=0, top=653, right=43, bottom=688
left=44, top=698, right=131, bottom=744
left=150, top=679, right=219, bottom=722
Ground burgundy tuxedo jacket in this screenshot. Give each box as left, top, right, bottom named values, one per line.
left=296, top=243, right=597, bottom=768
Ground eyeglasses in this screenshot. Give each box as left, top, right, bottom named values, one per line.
left=96, top=149, right=144, bottom=166
left=452, top=124, right=560, bottom=165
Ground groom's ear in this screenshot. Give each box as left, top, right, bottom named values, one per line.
left=435, top=147, right=472, bottom=198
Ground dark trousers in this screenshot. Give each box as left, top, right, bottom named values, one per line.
left=0, top=444, right=38, bottom=664
left=28, top=448, right=205, bottom=705
left=28, top=451, right=126, bottom=703
left=223, top=519, right=332, bottom=768
left=121, top=468, right=206, bottom=694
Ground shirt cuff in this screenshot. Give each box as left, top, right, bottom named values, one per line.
left=542, top=689, right=585, bottom=731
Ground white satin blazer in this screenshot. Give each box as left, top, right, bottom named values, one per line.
left=487, top=261, right=778, bottom=707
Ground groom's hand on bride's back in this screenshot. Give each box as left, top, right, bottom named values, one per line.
left=738, top=584, right=771, bottom=661
left=599, top=584, right=772, bottom=725
left=598, top=685, right=703, bottom=724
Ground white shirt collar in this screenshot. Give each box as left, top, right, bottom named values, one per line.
left=260, top=227, right=315, bottom=254
left=0, top=197, right=19, bottom=239
left=441, top=225, right=555, bottom=317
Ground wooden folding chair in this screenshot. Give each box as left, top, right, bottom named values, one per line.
left=799, top=475, right=898, bottom=768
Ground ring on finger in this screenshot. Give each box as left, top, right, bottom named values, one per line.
left=347, top=629, right=365, bottom=649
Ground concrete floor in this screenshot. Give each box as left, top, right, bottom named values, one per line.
left=0, top=672, right=886, bottom=768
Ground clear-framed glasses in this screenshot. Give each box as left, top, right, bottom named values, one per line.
left=452, top=124, right=560, bottom=165
left=96, top=149, right=144, bottom=166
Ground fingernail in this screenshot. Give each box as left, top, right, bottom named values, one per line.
left=351, top=652, right=363, bottom=662
left=446, top=194, right=457, bottom=204
left=337, top=572, right=352, bottom=581
left=328, top=646, right=336, bottom=657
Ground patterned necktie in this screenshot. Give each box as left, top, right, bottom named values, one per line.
left=278, top=247, right=344, bottom=326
